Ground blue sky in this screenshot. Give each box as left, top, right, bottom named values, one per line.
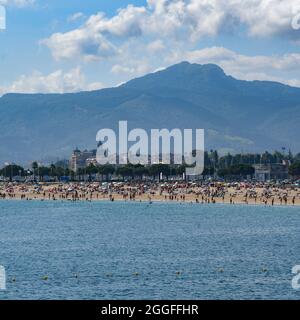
left=1, top=0, right=300, bottom=94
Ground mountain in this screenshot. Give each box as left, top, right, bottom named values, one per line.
left=1, top=61, right=300, bottom=165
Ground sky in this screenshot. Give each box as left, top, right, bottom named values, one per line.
left=0, top=0, right=300, bottom=95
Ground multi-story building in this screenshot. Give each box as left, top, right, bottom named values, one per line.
left=70, top=148, right=96, bottom=172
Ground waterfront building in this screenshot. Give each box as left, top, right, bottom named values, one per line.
left=69, top=148, right=96, bottom=172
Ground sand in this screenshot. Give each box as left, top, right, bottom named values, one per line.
left=1, top=182, right=299, bottom=206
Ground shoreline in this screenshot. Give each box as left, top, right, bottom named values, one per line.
left=1, top=195, right=299, bottom=207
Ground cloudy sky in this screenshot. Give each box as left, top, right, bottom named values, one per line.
left=0, top=0, right=300, bottom=95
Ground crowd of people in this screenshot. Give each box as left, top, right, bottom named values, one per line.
left=0, top=180, right=299, bottom=206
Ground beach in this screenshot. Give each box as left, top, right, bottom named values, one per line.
left=1, top=181, right=299, bottom=206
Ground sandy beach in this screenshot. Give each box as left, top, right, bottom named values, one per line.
left=1, top=181, right=299, bottom=206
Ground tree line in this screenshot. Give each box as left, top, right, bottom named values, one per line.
left=1, top=150, right=300, bottom=181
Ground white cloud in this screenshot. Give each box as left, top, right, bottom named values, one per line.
left=147, top=40, right=165, bottom=53
left=0, top=0, right=35, bottom=7
left=41, top=27, right=117, bottom=61
left=111, top=65, right=135, bottom=75
left=9, top=0, right=297, bottom=92
left=111, top=61, right=150, bottom=76
left=40, top=0, right=300, bottom=88
left=43, top=0, right=300, bottom=62
left=0, top=68, right=105, bottom=95
left=68, top=12, right=85, bottom=23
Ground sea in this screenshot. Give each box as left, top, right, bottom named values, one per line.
left=0, top=200, right=299, bottom=300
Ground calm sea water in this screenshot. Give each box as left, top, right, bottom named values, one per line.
left=0, top=200, right=299, bottom=300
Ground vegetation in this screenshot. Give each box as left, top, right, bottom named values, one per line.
left=1, top=150, right=299, bottom=181
left=289, top=162, right=300, bottom=176
left=0, top=164, right=25, bottom=180
left=218, top=164, right=255, bottom=178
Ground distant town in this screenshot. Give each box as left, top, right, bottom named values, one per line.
left=0, top=148, right=300, bottom=183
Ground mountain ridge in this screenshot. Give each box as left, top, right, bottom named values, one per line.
left=0, top=62, right=299, bottom=165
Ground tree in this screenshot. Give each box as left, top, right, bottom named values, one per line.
left=38, top=166, right=51, bottom=178
left=261, top=151, right=273, bottom=164
left=55, top=166, right=67, bottom=178
left=86, top=164, right=98, bottom=175
left=116, top=165, right=134, bottom=180
left=98, top=165, right=115, bottom=181
left=203, top=167, right=215, bottom=176
left=230, top=164, right=254, bottom=176
left=0, top=164, right=25, bottom=180
left=176, top=165, right=187, bottom=175
left=148, top=164, right=170, bottom=179
left=273, top=151, right=284, bottom=164
left=295, top=153, right=300, bottom=162
left=217, top=168, right=230, bottom=178
left=133, top=165, right=149, bottom=180
left=32, top=161, right=38, bottom=179
left=218, top=164, right=254, bottom=178
left=49, top=164, right=56, bottom=177
left=289, top=162, right=300, bottom=177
